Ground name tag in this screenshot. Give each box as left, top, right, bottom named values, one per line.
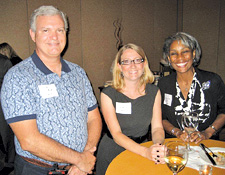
left=38, top=84, right=59, bottom=99
left=164, top=93, right=172, bottom=106
left=116, top=102, right=132, bottom=114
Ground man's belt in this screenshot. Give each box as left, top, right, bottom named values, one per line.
left=21, top=156, right=69, bottom=169
left=106, top=131, right=149, bottom=143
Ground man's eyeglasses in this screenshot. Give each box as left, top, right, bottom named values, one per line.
left=120, top=58, right=144, bottom=65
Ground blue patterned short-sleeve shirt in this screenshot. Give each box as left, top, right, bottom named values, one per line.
left=1, top=51, right=97, bottom=165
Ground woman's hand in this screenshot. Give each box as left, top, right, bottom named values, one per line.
left=146, top=143, right=166, bottom=164
left=176, top=130, right=189, bottom=142
left=190, top=131, right=209, bottom=144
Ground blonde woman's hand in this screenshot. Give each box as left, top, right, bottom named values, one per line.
left=146, top=143, right=166, bottom=164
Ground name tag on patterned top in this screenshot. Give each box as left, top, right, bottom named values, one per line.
left=116, top=102, right=132, bottom=114
left=164, top=93, right=172, bottom=106
left=38, top=84, right=59, bottom=99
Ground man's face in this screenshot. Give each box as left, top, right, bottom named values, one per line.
left=30, top=15, right=66, bottom=59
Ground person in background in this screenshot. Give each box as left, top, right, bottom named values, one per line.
left=0, top=53, right=14, bottom=175
left=0, top=43, right=22, bottom=175
left=158, top=32, right=225, bottom=144
left=96, top=43, right=165, bottom=175
left=0, top=42, right=23, bottom=66
left=1, top=5, right=102, bottom=175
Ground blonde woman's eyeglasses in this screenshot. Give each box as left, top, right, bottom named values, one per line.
left=120, top=58, right=144, bottom=65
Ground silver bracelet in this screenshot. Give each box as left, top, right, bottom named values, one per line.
left=210, top=125, right=218, bottom=132
left=210, top=125, right=218, bottom=135
left=171, top=127, right=176, bottom=135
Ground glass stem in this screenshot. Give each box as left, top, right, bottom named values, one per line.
left=187, top=134, right=191, bottom=151
left=187, top=142, right=191, bottom=151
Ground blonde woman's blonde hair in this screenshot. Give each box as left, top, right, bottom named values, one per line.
left=107, top=43, right=154, bottom=91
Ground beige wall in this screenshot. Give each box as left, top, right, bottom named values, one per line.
left=0, top=0, right=224, bottom=103
left=0, top=1, right=30, bottom=58
left=182, top=0, right=224, bottom=76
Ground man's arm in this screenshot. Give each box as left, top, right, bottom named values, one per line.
left=10, top=119, right=95, bottom=173
left=67, top=107, right=102, bottom=174
left=84, top=107, right=102, bottom=151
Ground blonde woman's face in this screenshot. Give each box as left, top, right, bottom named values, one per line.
left=118, top=48, right=145, bottom=82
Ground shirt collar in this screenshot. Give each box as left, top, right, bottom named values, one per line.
left=31, top=51, right=71, bottom=75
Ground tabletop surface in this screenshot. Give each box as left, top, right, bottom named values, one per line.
left=106, top=138, right=225, bottom=175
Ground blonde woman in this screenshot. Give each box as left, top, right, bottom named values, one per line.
left=96, top=43, right=165, bottom=175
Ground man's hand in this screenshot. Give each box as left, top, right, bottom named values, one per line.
left=67, top=165, right=87, bottom=175
left=76, top=147, right=96, bottom=174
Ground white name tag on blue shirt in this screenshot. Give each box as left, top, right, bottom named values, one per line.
left=164, top=93, right=172, bottom=106
left=38, top=84, right=59, bottom=99
left=116, top=102, right=132, bottom=114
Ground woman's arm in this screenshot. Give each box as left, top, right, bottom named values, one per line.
left=151, top=90, right=164, bottom=144
left=191, top=75, right=225, bottom=143
left=191, top=113, right=225, bottom=143
left=162, top=119, right=187, bottom=142
left=148, top=90, right=166, bottom=164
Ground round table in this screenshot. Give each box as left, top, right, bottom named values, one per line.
left=106, top=138, right=225, bottom=175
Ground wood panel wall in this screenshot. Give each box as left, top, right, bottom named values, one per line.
left=182, top=0, right=224, bottom=74
left=0, top=0, right=224, bottom=103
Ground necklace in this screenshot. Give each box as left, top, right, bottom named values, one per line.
left=177, top=80, right=191, bottom=92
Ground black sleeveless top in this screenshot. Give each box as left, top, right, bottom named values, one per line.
left=102, top=83, right=159, bottom=137
left=96, top=83, right=159, bottom=175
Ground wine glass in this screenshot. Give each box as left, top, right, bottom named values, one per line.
left=164, top=141, right=188, bottom=175
left=181, top=111, right=199, bottom=152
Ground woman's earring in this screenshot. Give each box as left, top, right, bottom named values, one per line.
left=168, top=62, right=173, bottom=69
left=193, top=58, right=196, bottom=63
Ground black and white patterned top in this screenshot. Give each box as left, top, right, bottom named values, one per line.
left=158, top=68, right=225, bottom=134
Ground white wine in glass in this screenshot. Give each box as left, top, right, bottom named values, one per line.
left=164, top=141, right=188, bottom=175
left=181, top=111, right=199, bottom=152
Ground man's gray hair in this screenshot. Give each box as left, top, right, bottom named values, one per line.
left=30, top=5, right=68, bottom=32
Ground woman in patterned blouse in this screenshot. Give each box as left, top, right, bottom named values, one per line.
left=158, top=32, right=225, bottom=143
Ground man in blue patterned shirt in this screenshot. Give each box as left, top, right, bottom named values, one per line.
left=1, top=5, right=102, bottom=175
